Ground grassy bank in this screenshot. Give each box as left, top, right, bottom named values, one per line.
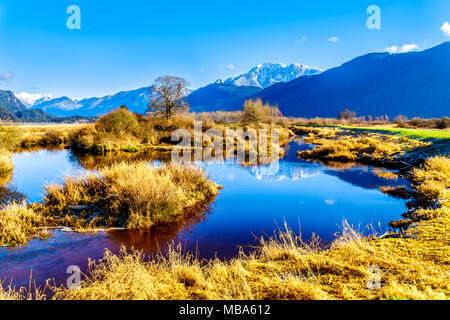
left=0, top=125, right=20, bottom=175
left=294, top=126, right=429, bottom=166
left=0, top=150, right=13, bottom=176
left=69, top=107, right=292, bottom=158
left=0, top=202, right=49, bottom=247
left=336, top=125, right=450, bottom=140
left=35, top=156, right=447, bottom=300
left=17, top=124, right=87, bottom=148
left=0, top=161, right=219, bottom=246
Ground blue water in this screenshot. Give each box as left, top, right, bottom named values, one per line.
left=0, top=139, right=409, bottom=287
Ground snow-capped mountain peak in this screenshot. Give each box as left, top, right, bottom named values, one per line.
left=219, top=62, right=322, bottom=88
left=15, top=92, right=54, bottom=108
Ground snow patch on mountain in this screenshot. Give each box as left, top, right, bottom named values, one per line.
left=15, top=92, right=54, bottom=107
left=216, top=63, right=322, bottom=88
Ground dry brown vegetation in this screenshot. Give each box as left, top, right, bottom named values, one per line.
left=40, top=162, right=220, bottom=230
left=1, top=117, right=448, bottom=300
left=17, top=124, right=86, bottom=148
left=0, top=125, right=20, bottom=175
left=1, top=156, right=443, bottom=300
left=47, top=215, right=449, bottom=300
left=69, top=107, right=293, bottom=163
left=0, top=149, right=13, bottom=175
left=0, top=161, right=219, bottom=246
left=295, top=126, right=428, bottom=165
left=0, top=202, right=49, bottom=246
left=405, top=156, right=450, bottom=220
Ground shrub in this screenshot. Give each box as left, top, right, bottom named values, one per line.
left=95, top=106, right=140, bottom=136
left=242, top=98, right=282, bottom=125
left=338, top=109, right=357, bottom=120
left=41, top=162, right=219, bottom=229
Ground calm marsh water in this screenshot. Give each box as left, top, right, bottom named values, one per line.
left=0, top=139, right=409, bottom=287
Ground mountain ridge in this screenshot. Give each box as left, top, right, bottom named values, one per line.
left=216, top=62, right=322, bottom=88
left=241, top=42, right=450, bottom=118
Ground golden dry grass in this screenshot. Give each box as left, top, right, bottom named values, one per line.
left=1, top=137, right=448, bottom=300
left=18, top=124, right=87, bottom=148
left=0, top=284, right=46, bottom=300
left=48, top=215, right=449, bottom=300
left=295, top=126, right=428, bottom=164
left=0, top=202, right=49, bottom=246
left=40, top=162, right=219, bottom=230
left=37, top=156, right=448, bottom=300
left=0, top=149, right=13, bottom=175
left=69, top=108, right=292, bottom=160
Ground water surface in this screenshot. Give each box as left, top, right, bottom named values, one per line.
left=0, top=140, right=409, bottom=287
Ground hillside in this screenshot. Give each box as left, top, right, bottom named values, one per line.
left=32, top=87, right=152, bottom=117
left=0, top=89, right=94, bottom=123
left=187, top=83, right=262, bottom=112
left=246, top=42, right=450, bottom=118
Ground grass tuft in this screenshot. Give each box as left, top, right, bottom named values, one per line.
left=41, top=162, right=219, bottom=230
left=0, top=202, right=49, bottom=246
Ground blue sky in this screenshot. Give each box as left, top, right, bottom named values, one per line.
left=0, top=0, right=449, bottom=98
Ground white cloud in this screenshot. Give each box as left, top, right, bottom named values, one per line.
left=199, top=68, right=205, bottom=73
left=385, top=45, right=399, bottom=54
left=227, top=64, right=235, bottom=70
left=0, top=72, right=14, bottom=81
left=328, top=36, right=339, bottom=42
left=385, top=43, right=419, bottom=54
left=400, top=44, right=419, bottom=52
left=324, top=199, right=335, bottom=205
left=441, top=21, right=450, bottom=36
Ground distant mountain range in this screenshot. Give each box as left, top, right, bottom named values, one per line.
left=215, top=63, right=322, bottom=88
left=187, top=83, right=262, bottom=112
left=24, top=63, right=318, bottom=117
left=4, top=42, right=450, bottom=121
left=0, top=90, right=94, bottom=123
left=29, top=86, right=151, bottom=117
left=15, top=92, right=53, bottom=107
left=245, top=42, right=450, bottom=118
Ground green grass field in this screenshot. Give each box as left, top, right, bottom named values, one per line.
left=294, top=124, right=450, bottom=140
left=339, top=126, right=450, bottom=140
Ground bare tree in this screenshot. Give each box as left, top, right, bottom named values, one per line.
left=338, top=109, right=357, bottom=120
left=148, top=76, right=190, bottom=119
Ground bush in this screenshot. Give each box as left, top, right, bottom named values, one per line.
left=338, top=109, right=357, bottom=120
left=95, top=106, right=140, bottom=136
left=435, top=117, right=450, bottom=129
left=242, top=98, right=282, bottom=125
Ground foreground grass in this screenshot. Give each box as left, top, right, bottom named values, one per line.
left=47, top=216, right=448, bottom=300
left=294, top=126, right=429, bottom=165
left=2, top=156, right=446, bottom=300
